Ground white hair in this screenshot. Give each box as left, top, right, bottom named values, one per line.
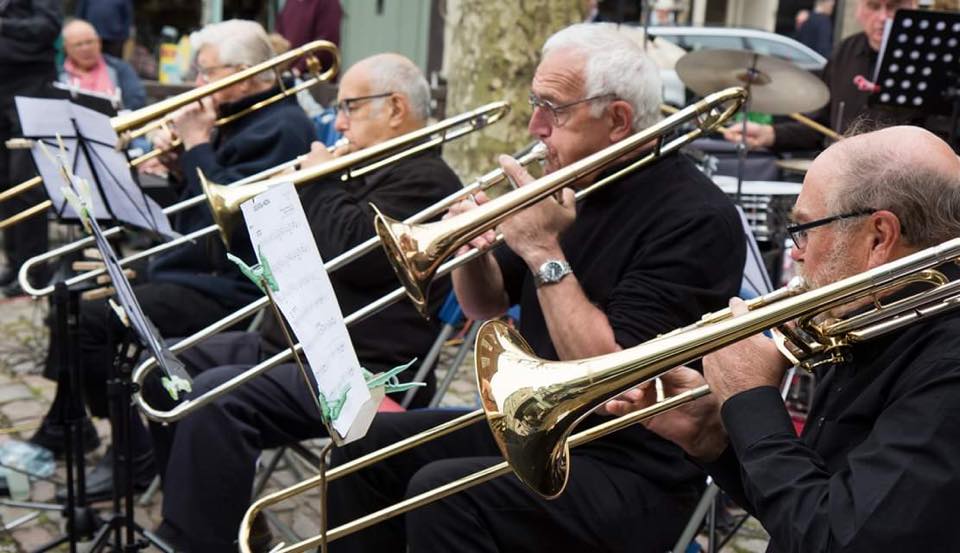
left=363, top=54, right=431, bottom=121
left=542, top=23, right=662, bottom=131
left=190, top=19, right=276, bottom=83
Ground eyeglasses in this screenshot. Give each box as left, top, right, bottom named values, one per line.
left=192, top=63, right=240, bottom=83
left=786, top=209, right=877, bottom=249
left=528, top=92, right=616, bottom=127
left=335, top=92, right=393, bottom=118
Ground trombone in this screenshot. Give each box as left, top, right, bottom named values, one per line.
left=17, top=102, right=511, bottom=297
left=374, top=87, right=747, bottom=317
left=131, top=141, right=548, bottom=423
left=239, top=228, right=960, bottom=553
left=233, top=87, right=747, bottom=551
left=0, top=39, right=340, bottom=232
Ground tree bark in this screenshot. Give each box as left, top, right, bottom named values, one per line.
left=441, top=0, right=586, bottom=182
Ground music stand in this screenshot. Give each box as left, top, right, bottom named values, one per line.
left=872, top=9, right=960, bottom=148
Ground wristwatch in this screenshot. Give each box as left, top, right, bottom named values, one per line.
left=534, top=259, right=572, bottom=287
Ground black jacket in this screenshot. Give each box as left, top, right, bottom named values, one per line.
left=147, top=87, right=316, bottom=309
left=0, top=0, right=60, bottom=76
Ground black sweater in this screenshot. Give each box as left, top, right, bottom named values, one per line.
left=147, top=88, right=316, bottom=309
left=495, top=152, right=746, bottom=489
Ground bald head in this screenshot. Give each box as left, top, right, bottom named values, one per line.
left=63, top=19, right=103, bottom=70
left=345, top=53, right=431, bottom=122
left=812, top=126, right=960, bottom=249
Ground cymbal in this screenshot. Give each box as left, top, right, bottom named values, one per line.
left=676, top=49, right=830, bottom=115
left=776, top=158, right=813, bottom=174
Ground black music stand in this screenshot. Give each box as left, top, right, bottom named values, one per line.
left=10, top=98, right=182, bottom=552
left=872, top=9, right=960, bottom=148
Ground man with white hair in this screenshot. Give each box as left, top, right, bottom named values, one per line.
left=33, top=19, right=315, bottom=502
left=617, top=126, right=960, bottom=552
left=325, top=23, right=745, bottom=553
left=153, top=53, right=461, bottom=552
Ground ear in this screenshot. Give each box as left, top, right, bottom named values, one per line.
left=387, top=93, right=408, bottom=129
left=607, top=100, right=633, bottom=143
left=864, top=210, right=903, bottom=269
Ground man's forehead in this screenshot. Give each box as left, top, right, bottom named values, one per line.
left=532, top=52, right=585, bottom=98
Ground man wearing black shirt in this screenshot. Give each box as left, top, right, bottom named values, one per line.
left=154, top=53, right=462, bottom=553
left=35, top=19, right=316, bottom=500
left=324, top=23, right=745, bottom=553
left=723, top=0, right=919, bottom=151
left=614, top=125, right=960, bottom=552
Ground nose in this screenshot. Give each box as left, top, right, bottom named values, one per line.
left=334, top=110, right=349, bottom=133
left=789, top=244, right=803, bottom=263
left=528, top=108, right=551, bottom=140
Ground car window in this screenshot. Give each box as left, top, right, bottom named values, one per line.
left=681, top=35, right=746, bottom=51
left=745, top=37, right=818, bottom=65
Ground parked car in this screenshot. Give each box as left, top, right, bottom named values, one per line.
left=647, top=26, right=828, bottom=106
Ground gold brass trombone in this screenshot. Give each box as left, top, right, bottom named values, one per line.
left=240, top=236, right=960, bottom=553
left=374, top=86, right=748, bottom=317
left=199, top=101, right=512, bottom=247
left=0, top=40, right=340, bottom=232
left=17, top=102, right=510, bottom=297
left=130, top=140, right=546, bottom=423
left=233, top=87, right=747, bottom=551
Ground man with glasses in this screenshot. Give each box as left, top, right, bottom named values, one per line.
left=152, top=53, right=462, bottom=552
left=609, top=125, right=960, bottom=552
left=32, top=18, right=316, bottom=503
left=723, top=0, right=921, bottom=151
left=325, top=23, right=746, bottom=553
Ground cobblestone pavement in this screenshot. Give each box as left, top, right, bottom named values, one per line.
left=0, top=294, right=769, bottom=552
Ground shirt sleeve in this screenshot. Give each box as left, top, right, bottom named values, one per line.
left=722, top=364, right=960, bottom=552
left=606, top=204, right=745, bottom=348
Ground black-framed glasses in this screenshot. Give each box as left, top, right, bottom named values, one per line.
left=335, top=92, right=393, bottom=118
left=528, top=92, right=616, bottom=127
left=787, top=209, right=877, bottom=249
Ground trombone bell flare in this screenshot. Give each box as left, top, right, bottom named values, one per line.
left=198, top=170, right=233, bottom=247
left=373, top=204, right=439, bottom=319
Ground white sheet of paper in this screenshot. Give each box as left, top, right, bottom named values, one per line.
left=240, top=182, right=373, bottom=442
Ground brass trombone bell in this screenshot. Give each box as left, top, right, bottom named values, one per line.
left=375, top=87, right=748, bottom=318
left=477, top=238, right=960, bottom=498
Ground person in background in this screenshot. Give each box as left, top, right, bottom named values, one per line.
left=796, top=0, right=835, bottom=58
left=276, top=0, right=342, bottom=73
left=59, top=18, right=146, bottom=110
left=0, top=0, right=61, bottom=297
left=75, top=0, right=131, bottom=59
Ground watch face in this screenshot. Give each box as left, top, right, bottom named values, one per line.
left=544, top=261, right=564, bottom=281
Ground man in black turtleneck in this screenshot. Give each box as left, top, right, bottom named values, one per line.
left=33, top=19, right=316, bottom=502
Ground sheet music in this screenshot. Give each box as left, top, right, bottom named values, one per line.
left=240, top=182, right=372, bottom=442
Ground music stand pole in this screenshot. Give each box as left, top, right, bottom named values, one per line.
left=734, top=53, right=759, bottom=205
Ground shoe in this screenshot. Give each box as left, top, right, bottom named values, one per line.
left=153, top=515, right=273, bottom=553
left=0, top=267, right=15, bottom=287
left=56, top=446, right=156, bottom=503
left=2, top=280, right=24, bottom=298
left=29, top=417, right=101, bottom=459
left=154, top=521, right=190, bottom=552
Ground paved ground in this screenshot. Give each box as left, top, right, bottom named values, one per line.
left=0, top=288, right=770, bottom=552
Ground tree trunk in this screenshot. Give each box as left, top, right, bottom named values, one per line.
left=441, top=0, right=586, bottom=182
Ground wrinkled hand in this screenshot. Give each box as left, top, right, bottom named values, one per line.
left=172, top=97, right=217, bottom=149
left=600, top=367, right=727, bottom=462
left=136, top=157, right=168, bottom=178
left=496, top=154, right=575, bottom=267
left=146, top=126, right=181, bottom=170
left=444, top=191, right=497, bottom=256
left=702, top=298, right=792, bottom=405
left=297, top=141, right=336, bottom=171
left=721, top=121, right=775, bottom=150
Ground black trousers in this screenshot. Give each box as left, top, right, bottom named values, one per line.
left=44, top=281, right=241, bottom=450
left=326, top=410, right=702, bottom=553
left=0, top=70, right=53, bottom=275
left=158, top=331, right=438, bottom=552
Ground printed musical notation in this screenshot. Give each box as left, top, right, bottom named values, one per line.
left=240, top=182, right=372, bottom=442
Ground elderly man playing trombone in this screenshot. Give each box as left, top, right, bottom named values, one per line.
left=151, top=53, right=462, bottom=552
left=609, top=126, right=960, bottom=552
left=32, top=19, right=315, bottom=501
left=324, top=23, right=746, bottom=553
